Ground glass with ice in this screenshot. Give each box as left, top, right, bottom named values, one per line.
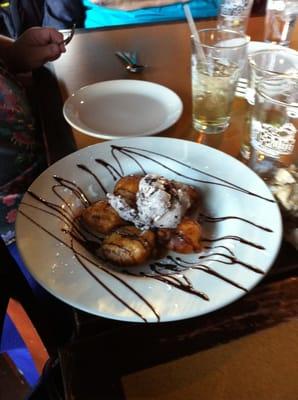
left=264, top=0, right=298, bottom=46
left=191, top=28, right=249, bottom=134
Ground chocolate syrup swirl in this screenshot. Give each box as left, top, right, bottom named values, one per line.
left=19, top=144, right=276, bottom=322
left=19, top=209, right=159, bottom=323
left=202, top=236, right=265, bottom=250
left=161, top=256, right=248, bottom=292
left=77, top=164, right=108, bottom=195
left=198, top=252, right=264, bottom=274
left=199, top=213, right=273, bottom=232
left=110, top=145, right=275, bottom=202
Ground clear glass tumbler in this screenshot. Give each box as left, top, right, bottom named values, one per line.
left=264, top=0, right=298, bottom=46
left=217, top=0, right=254, bottom=33
left=248, top=75, right=298, bottom=179
left=191, top=28, right=249, bottom=134
left=240, top=48, right=298, bottom=159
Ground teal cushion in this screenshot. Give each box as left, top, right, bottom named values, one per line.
left=83, top=0, right=220, bottom=28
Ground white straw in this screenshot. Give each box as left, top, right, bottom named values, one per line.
left=183, top=3, right=206, bottom=61
left=183, top=3, right=199, bottom=42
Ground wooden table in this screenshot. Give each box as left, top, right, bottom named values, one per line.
left=31, top=16, right=298, bottom=400
left=34, top=16, right=298, bottom=164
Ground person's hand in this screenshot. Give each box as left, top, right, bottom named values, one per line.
left=90, top=0, right=188, bottom=11
left=7, top=27, right=66, bottom=73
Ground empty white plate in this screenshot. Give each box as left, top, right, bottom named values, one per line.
left=248, top=40, right=286, bottom=54
left=63, top=80, right=183, bottom=139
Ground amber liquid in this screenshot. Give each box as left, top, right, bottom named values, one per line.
left=192, top=62, right=239, bottom=134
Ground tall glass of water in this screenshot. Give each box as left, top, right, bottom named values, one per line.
left=191, top=28, right=249, bottom=134
left=217, top=0, right=254, bottom=33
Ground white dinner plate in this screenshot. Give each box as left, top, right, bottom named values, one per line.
left=63, top=80, right=183, bottom=139
left=16, top=137, right=282, bottom=323
left=248, top=40, right=286, bottom=54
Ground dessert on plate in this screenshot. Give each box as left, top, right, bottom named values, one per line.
left=80, top=173, right=202, bottom=266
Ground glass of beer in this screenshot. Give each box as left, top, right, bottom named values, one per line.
left=191, top=28, right=249, bottom=134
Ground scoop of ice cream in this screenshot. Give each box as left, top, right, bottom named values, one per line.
left=136, top=174, right=191, bottom=229
left=106, top=193, right=137, bottom=223
left=107, top=174, right=192, bottom=229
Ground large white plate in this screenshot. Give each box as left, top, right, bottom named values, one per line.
left=248, top=40, right=286, bottom=54
left=63, top=80, right=183, bottom=139
left=16, top=138, right=282, bottom=323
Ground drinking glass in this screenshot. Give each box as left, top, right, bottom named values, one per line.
left=248, top=75, right=298, bottom=179
left=240, top=48, right=298, bottom=159
left=264, top=0, right=298, bottom=46
left=191, top=28, right=249, bottom=134
left=217, top=0, right=254, bottom=33
left=249, top=48, right=298, bottom=86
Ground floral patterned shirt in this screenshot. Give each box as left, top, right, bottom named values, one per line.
left=0, top=61, right=45, bottom=244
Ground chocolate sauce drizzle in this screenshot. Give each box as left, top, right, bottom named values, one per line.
left=19, top=209, right=159, bottom=323
left=199, top=213, right=273, bottom=232
left=19, top=144, right=276, bottom=322
left=202, top=236, right=265, bottom=250
left=110, top=146, right=275, bottom=202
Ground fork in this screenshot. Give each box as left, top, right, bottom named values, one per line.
left=235, top=77, right=255, bottom=105
left=115, top=51, right=145, bottom=73
left=61, top=23, right=76, bottom=46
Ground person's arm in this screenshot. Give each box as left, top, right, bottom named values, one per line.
left=90, top=0, right=188, bottom=11
left=0, top=27, right=66, bottom=73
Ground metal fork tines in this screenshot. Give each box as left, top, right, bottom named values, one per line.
left=235, top=77, right=255, bottom=105
left=235, top=77, right=248, bottom=98
left=61, top=23, right=76, bottom=46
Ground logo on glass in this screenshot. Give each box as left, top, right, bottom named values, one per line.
left=251, top=121, right=296, bottom=157
left=221, top=0, right=250, bottom=15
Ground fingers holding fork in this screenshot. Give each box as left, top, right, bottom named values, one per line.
left=60, top=23, right=76, bottom=46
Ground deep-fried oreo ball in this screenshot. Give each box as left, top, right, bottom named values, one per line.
left=113, top=175, right=143, bottom=207
left=101, top=225, right=155, bottom=266
left=157, top=217, right=202, bottom=254
left=80, top=200, right=126, bottom=235
left=185, top=185, right=200, bottom=214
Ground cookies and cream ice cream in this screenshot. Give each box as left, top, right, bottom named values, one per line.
left=107, top=174, right=193, bottom=229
